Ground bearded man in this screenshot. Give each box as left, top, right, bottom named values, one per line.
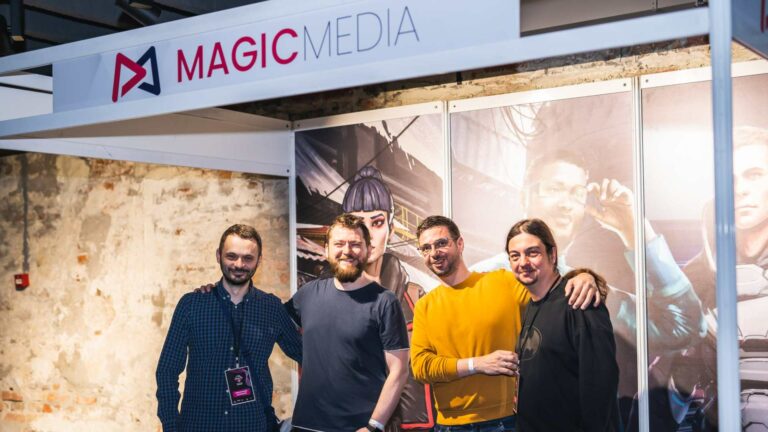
left=286, top=213, right=410, bottom=432
left=156, top=224, right=302, bottom=432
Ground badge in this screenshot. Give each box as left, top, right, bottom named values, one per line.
left=225, top=366, right=256, bottom=405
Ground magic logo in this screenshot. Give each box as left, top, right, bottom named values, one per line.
left=111, top=46, right=161, bottom=102
left=175, top=6, right=419, bottom=83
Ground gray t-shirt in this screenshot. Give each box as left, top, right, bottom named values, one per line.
left=286, top=278, right=409, bottom=431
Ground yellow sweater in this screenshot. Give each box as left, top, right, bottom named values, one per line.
left=411, top=270, right=530, bottom=425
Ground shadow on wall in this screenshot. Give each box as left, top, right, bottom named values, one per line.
left=0, top=153, right=291, bottom=431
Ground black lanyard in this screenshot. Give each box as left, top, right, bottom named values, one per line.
left=215, top=283, right=249, bottom=368
left=516, top=276, right=561, bottom=358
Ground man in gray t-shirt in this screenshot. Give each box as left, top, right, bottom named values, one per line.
left=286, top=214, right=409, bottom=432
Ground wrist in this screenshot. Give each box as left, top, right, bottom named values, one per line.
left=367, top=418, right=384, bottom=431
left=467, top=357, right=476, bottom=375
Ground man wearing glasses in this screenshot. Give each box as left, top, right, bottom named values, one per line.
left=410, top=215, right=603, bottom=431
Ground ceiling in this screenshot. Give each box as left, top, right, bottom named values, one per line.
left=0, top=0, right=267, bottom=59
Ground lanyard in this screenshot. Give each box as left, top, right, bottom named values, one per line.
left=215, top=284, right=248, bottom=368
left=516, top=276, right=561, bottom=358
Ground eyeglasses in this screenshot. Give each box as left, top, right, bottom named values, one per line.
left=535, top=181, right=588, bottom=205
left=417, top=237, right=452, bottom=256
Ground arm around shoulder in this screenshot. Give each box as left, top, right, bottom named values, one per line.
left=273, top=295, right=302, bottom=364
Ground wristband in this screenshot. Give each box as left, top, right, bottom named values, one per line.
left=468, top=357, right=476, bottom=374
left=368, top=419, right=385, bottom=431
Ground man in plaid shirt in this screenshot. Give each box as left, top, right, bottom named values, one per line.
left=156, top=224, right=302, bottom=432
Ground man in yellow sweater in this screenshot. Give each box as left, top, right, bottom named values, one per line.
left=410, top=215, right=602, bottom=431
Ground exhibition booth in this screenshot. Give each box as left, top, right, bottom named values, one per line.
left=0, top=0, right=766, bottom=430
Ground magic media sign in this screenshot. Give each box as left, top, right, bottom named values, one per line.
left=176, top=9, right=418, bottom=83
left=53, top=0, right=517, bottom=112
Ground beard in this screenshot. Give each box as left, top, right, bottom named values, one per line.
left=427, top=253, right=457, bottom=277
left=515, top=271, right=539, bottom=287
left=220, top=263, right=256, bottom=287
left=329, top=255, right=365, bottom=283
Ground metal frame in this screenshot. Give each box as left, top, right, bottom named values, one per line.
left=289, top=100, right=447, bottom=403
left=448, top=78, right=651, bottom=429
left=631, top=75, right=650, bottom=432
left=641, top=59, right=768, bottom=88
left=0, top=4, right=707, bottom=138
left=710, top=1, right=740, bottom=430
left=0, top=0, right=754, bottom=428
left=448, top=79, right=631, bottom=113
left=292, top=102, right=443, bottom=131
left=441, top=100, right=452, bottom=217
left=0, top=107, right=293, bottom=176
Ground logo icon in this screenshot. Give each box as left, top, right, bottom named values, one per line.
left=111, top=46, right=161, bottom=102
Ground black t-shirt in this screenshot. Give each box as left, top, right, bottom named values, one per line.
left=286, top=278, right=409, bottom=431
left=516, top=278, right=620, bottom=432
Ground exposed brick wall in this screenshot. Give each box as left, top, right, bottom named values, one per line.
left=0, top=154, right=291, bottom=431
left=229, top=39, right=760, bottom=120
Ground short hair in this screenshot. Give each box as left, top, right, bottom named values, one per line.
left=219, top=224, right=263, bottom=257
left=326, top=213, right=371, bottom=246
left=416, top=215, right=461, bottom=242
left=505, top=218, right=558, bottom=270
left=342, top=166, right=395, bottom=225
left=734, top=126, right=768, bottom=151
left=524, top=149, right=589, bottom=186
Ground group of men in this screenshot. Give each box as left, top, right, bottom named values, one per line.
left=156, top=208, right=618, bottom=431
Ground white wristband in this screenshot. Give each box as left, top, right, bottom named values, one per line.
left=369, top=419, right=385, bottom=431
left=468, top=357, right=476, bottom=374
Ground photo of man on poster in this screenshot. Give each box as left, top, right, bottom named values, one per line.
left=452, top=96, right=706, bottom=430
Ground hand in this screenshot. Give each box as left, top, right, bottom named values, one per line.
left=565, top=271, right=602, bottom=309
left=473, top=350, right=519, bottom=376
left=585, top=179, right=635, bottom=249
left=194, top=283, right=216, bottom=293
left=356, top=428, right=368, bottom=432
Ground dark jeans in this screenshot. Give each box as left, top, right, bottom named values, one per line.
left=434, top=415, right=516, bottom=432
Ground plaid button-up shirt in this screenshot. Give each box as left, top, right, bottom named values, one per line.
left=156, top=281, right=302, bottom=432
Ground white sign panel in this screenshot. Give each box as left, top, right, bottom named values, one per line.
left=734, top=0, right=768, bottom=59
left=53, top=0, right=519, bottom=112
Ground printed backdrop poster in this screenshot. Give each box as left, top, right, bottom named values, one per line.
left=450, top=91, right=647, bottom=428
left=294, top=112, right=443, bottom=429
left=642, top=73, right=768, bottom=432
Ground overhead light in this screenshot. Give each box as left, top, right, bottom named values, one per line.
left=116, top=0, right=161, bottom=26
left=128, top=0, right=155, bottom=9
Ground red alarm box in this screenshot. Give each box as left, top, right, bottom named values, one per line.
left=14, top=274, right=29, bottom=290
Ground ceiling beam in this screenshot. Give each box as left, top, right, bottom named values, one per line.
left=25, top=0, right=187, bottom=29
